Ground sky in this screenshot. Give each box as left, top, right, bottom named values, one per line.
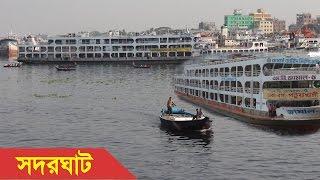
left=0, top=0, right=319, bottom=35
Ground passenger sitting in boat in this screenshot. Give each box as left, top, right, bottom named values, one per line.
left=167, top=97, right=175, bottom=114
left=193, top=109, right=203, bottom=120
left=193, top=109, right=199, bottom=120
left=199, top=108, right=203, bottom=117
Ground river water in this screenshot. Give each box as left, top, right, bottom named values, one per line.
left=0, top=58, right=320, bottom=179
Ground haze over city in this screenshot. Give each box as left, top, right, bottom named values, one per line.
left=0, top=0, right=319, bottom=35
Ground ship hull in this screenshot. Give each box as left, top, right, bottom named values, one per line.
left=0, top=40, right=18, bottom=59
left=160, top=116, right=211, bottom=131
left=175, top=91, right=320, bottom=128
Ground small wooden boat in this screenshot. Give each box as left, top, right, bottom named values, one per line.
left=55, top=64, right=76, bottom=71
left=160, top=107, right=211, bottom=131
left=132, top=62, right=151, bottom=68
left=3, top=62, right=22, bottom=68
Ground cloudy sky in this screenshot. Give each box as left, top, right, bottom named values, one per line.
left=0, top=0, right=319, bottom=35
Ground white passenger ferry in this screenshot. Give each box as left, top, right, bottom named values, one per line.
left=18, top=34, right=195, bottom=63
left=174, top=57, right=320, bottom=127
left=204, top=41, right=268, bottom=54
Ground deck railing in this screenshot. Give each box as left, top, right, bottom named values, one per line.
left=265, top=67, right=319, bottom=76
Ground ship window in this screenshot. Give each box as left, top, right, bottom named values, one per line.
left=220, top=94, right=224, bottom=102
left=55, top=47, right=62, bottom=52
left=70, top=46, right=77, bottom=52
left=231, top=96, right=237, bottom=105
left=40, top=47, right=47, bottom=52
left=55, top=54, right=61, bottom=58
left=293, top=64, right=301, bottom=68
left=87, top=53, right=94, bottom=58
left=225, top=95, right=229, bottom=103
left=95, top=53, right=101, bottom=58
left=169, top=52, right=176, bottom=57
left=245, top=65, right=252, bottom=76
left=55, top=40, right=62, bottom=44
left=210, top=93, right=214, bottom=100
left=219, top=68, right=224, bottom=76
left=283, top=64, right=292, bottom=68
left=253, top=64, right=261, bottom=76
left=237, top=96, right=242, bottom=106
left=274, top=63, right=283, bottom=69
left=225, top=67, right=230, bottom=76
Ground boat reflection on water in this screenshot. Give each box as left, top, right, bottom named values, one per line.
left=160, top=125, right=213, bottom=146
left=250, top=124, right=320, bottom=136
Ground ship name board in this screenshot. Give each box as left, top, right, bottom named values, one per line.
left=272, top=75, right=316, bottom=81
left=263, top=88, right=320, bottom=101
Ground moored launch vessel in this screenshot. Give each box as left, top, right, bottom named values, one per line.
left=174, top=57, right=320, bottom=128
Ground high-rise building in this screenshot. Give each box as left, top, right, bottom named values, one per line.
left=254, top=20, right=274, bottom=34
left=273, top=18, right=286, bottom=33
left=297, top=13, right=317, bottom=27
left=250, top=9, right=273, bottom=34
left=249, top=9, right=272, bottom=21
left=224, top=9, right=254, bottom=30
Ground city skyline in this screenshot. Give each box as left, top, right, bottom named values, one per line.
left=0, top=0, right=319, bottom=35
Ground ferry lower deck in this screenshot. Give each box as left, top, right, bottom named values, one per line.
left=175, top=91, right=320, bottom=128
left=18, top=56, right=193, bottom=64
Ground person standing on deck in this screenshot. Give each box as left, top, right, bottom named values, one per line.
left=167, top=97, right=175, bottom=115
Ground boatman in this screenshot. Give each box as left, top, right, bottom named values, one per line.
left=167, top=97, right=175, bottom=115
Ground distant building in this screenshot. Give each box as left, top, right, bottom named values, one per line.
left=254, top=20, right=274, bottom=34
left=273, top=18, right=286, bottom=33
left=250, top=9, right=274, bottom=34
left=288, top=24, right=299, bottom=32
left=198, top=22, right=216, bottom=31
left=221, top=25, right=228, bottom=38
left=224, top=9, right=254, bottom=30
left=249, top=8, right=272, bottom=21
left=297, top=13, right=317, bottom=27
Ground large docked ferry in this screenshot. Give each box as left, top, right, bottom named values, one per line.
left=18, top=34, right=195, bottom=63
left=174, top=56, right=320, bottom=127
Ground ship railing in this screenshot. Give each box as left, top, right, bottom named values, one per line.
left=266, top=67, right=319, bottom=76
left=186, top=56, right=257, bottom=68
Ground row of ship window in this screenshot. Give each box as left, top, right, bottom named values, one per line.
left=47, top=37, right=193, bottom=45
left=175, top=86, right=257, bottom=109
left=175, top=80, right=261, bottom=94
left=175, top=79, right=314, bottom=92
left=21, top=52, right=192, bottom=59
left=19, top=45, right=192, bottom=53
left=186, top=64, right=261, bottom=77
